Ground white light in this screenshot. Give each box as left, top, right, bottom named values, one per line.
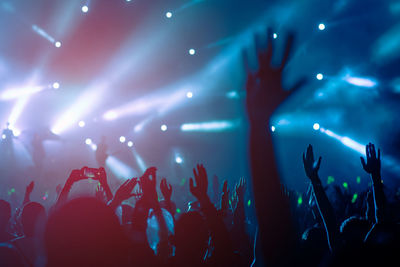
left=175, top=156, right=183, bottom=164
left=85, top=138, right=92, bottom=145
left=52, top=82, right=60, bottom=89
left=313, top=123, right=320, bottom=130
left=318, top=23, right=326, bottom=31
left=316, top=73, right=324, bottom=80
left=104, top=110, right=118, bottom=120
left=344, top=76, right=377, bottom=88
left=81, top=5, right=88, bottom=13
left=166, top=12, right=172, bottom=18
left=271, top=126, right=276, bottom=132
left=91, top=144, right=97, bottom=151
left=119, top=136, right=126, bottom=143
left=13, top=129, right=21, bottom=137
left=127, top=141, right=133, bottom=147
left=1, top=134, right=6, bottom=139
left=189, top=49, right=196, bottom=55
left=273, top=33, right=278, bottom=39
left=186, top=92, right=193, bottom=98
left=55, top=41, right=61, bottom=48
left=161, top=124, right=168, bottom=131
left=181, top=120, right=237, bottom=132
left=78, top=120, right=85, bottom=127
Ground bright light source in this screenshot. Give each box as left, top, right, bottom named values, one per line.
left=316, top=73, right=324, bottom=80
left=78, top=120, right=85, bottom=127
left=189, top=49, right=196, bottom=55
left=55, top=41, right=61, bottom=48
left=273, top=33, right=278, bottom=39
left=13, top=129, right=21, bottom=137
left=161, top=124, right=168, bottom=131
left=104, top=110, right=118, bottom=120
left=166, top=12, right=172, bottom=18
left=181, top=120, right=238, bottom=132
left=91, top=144, right=97, bottom=151
left=271, top=126, right=276, bottom=132
left=119, top=136, right=126, bottom=143
left=81, top=5, right=88, bottom=13
left=85, top=138, right=92, bottom=145
left=313, top=123, right=320, bottom=130
left=1, top=134, right=6, bottom=139
left=175, top=156, right=183, bottom=164
left=318, top=23, right=326, bottom=31
left=127, top=141, right=133, bottom=147
left=343, top=76, right=377, bottom=88
left=52, top=82, right=60, bottom=89
left=1, top=86, right=44, bottom=100
left=186, top=92, right=193, bottom=98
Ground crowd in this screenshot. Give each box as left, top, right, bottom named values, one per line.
left=0, top=30, right=399, bottom=266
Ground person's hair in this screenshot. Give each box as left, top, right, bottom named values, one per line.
left=0, top=200, right=11, bottom=229
left=21, top=202, right=46, bottom=237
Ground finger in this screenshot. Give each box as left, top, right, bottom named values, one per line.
left=302, top=152, right=306, bottom=166
left=265, top=27, right=274, bottom=64
left=360, top=157, right=366, bottom=169
left=280, top=33, right=295, bottom=70
left=193, top=168, right=198, bottom=183
left=371, top=144, right=376, bottom=159
left=223, top=180, right=228, bottom=193
left=168, top=184, right=172, bottom=192
left=189, top=178, right=195, bottom=192
left=316, top=156, right=322, bottom=170
left=365, top=144, right=369, bottom=159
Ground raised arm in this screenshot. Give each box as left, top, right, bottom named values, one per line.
left=55, top=169, right=87, bottom=208
left=360, top=143, right=386, bottom=224
left=303, top=144, right=338, bottom=251
left=23, top=181, right=34, bottom=205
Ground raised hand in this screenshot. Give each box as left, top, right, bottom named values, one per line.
left=113, top=178, right=138, bottom=203
left=140, top=167, right=157, bottom=201
left=26, top=181, right=34, bottom=195
left=235, top=177, right=246, bottom=200
left=303, top=144, right=322, bottom=180
left=160, top=178, right=172, bottom=201
left=69, top=168, right=87, bottom=183
left=244, top=28, right=305, bottom=123
left=360, top=143, right=381, bottom=178
left=221, top=180, right=230, bottom=213
left=189, top=164, right=209, bottom=201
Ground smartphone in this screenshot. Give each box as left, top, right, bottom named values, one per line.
left=83, top=167, right=100, bottom=179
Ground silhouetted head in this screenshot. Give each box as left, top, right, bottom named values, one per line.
left=173, top=211, right=209, bottom=261
left=0, top=200, right=11, bottom=230
left=21, top=202, right=46, bottom=237
left=45, top=197, right=131, bottom=267
left=340, top=216, right=371, bottom=245
left=0, top=243, right=24, bottom=267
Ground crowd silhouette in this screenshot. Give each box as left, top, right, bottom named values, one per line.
left=0, top=29, right=399, bottom=267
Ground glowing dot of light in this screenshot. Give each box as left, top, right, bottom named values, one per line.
left=356, top=176, right=361, bottom=184
left=189, top=48, right=196, bottom=55
left=81, top=5, right=88, bottom=13
left=316, top=73, right=324, bottom=80
left=318, top=23, right=326, bottom=30
left=186, top=91, right=193, bottom=98
left=351, top=193, right=358, bottom=203
left=161, top=124, right=167, bottom=131
left=271, top=125, right=276, bottom=132
left=52, top=82, right=60, bottom=89
left=273, top=33, right=278, bottom=39
left=85, top=138, right=92, bottom=145
left=327, top=176, right=335, bottom=184
left=91, top=144, right=97, bottom=151
left=78, top=120, right=85, bottom=127
left=55, top=41, right=61, bottom=48
left=343, top=182, right=348, bottom=189
left=247, top=200, right=251, bottom=207
left=313, top=123, right=320, bottom=130
left=175, top=156, right=183, bottom=164
left=297, top=196, right=303, bottom=205
left=176, top=208, right=181, bottom=213
left=166, top=11, right=172, bottom=18
left=127, top=141, right=133, bottom=147
left=119, top=136, right=126, bottom=143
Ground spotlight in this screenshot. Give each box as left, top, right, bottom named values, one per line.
left=52, top=82, right=60, bottom=89
left=318, top=23, right=326, bottom=31
left=78, top=120, right=85, bottom=127
left=91, top=144, right=97, bottom=151
left=316, top=73, right=324, bottom=80
left=186, top=92, right=193, bottom=98
left=313, top=123, right=320, bottom=130
left=55, top=41, right=61, bottom=48
left=85, top=138, right=92, bottom=145
left=127, top=141, right=133, bottom=147
left=273, top=33, right=278, bottom=39
left=81, top=5, right=88, bottom=13
left=13, top=129, right=21, bottom=137
left=166, top=12, right=172, bottom=18
left=189, top=49, right=196, bottom=55
left=1, top=134, right=5, bottom=139
left=175, top=156, right=183, bottom=164
left=161, top=124, right=168, bottom=131
left=104, top=110, right=118, bottom=120
left=119, top=136, right=126, bottom=143
left=271, top=126, right=276, bottom=132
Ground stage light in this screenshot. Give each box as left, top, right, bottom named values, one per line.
left=91, top=144, right=97, bottom=151
left=318, top=23, right=326, bottom=31
left=271, top=125, right=276, bottom=132
left=119, top=136, right=126, bottom=143
left=186, top=91, right=193, bottom=98
left=78, top=120, right=85, bottom=127
left=343, top=76, right=377, bottom=88
left=175, top=156, right=183, bottom=164
left=166, top=12, right=172, bottom=18
left=313, top=123, right=320, bottom=130
left=85, top=138, right=92, bottom=145
left=316, top=73, right=324, bottom=80
left=1, top=86, right=44, bottom=100
left=81, top=5, right=88, bottom=13
left=161, top=124, right=168, bottom=131
left=52, top=82, right=60, bottom=89
left=55, top=41, right=61, bottom=48
left=181, top=120, right=238, bottom=132
left=127, top=141, right=133, bottom=147
left=1, top=134, right=5, bottom=139
left=273, top=33, right=278, bottom=39
left=189, top=49, right=196, bottom=55
left=13, top=128, right=20, bottom=137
